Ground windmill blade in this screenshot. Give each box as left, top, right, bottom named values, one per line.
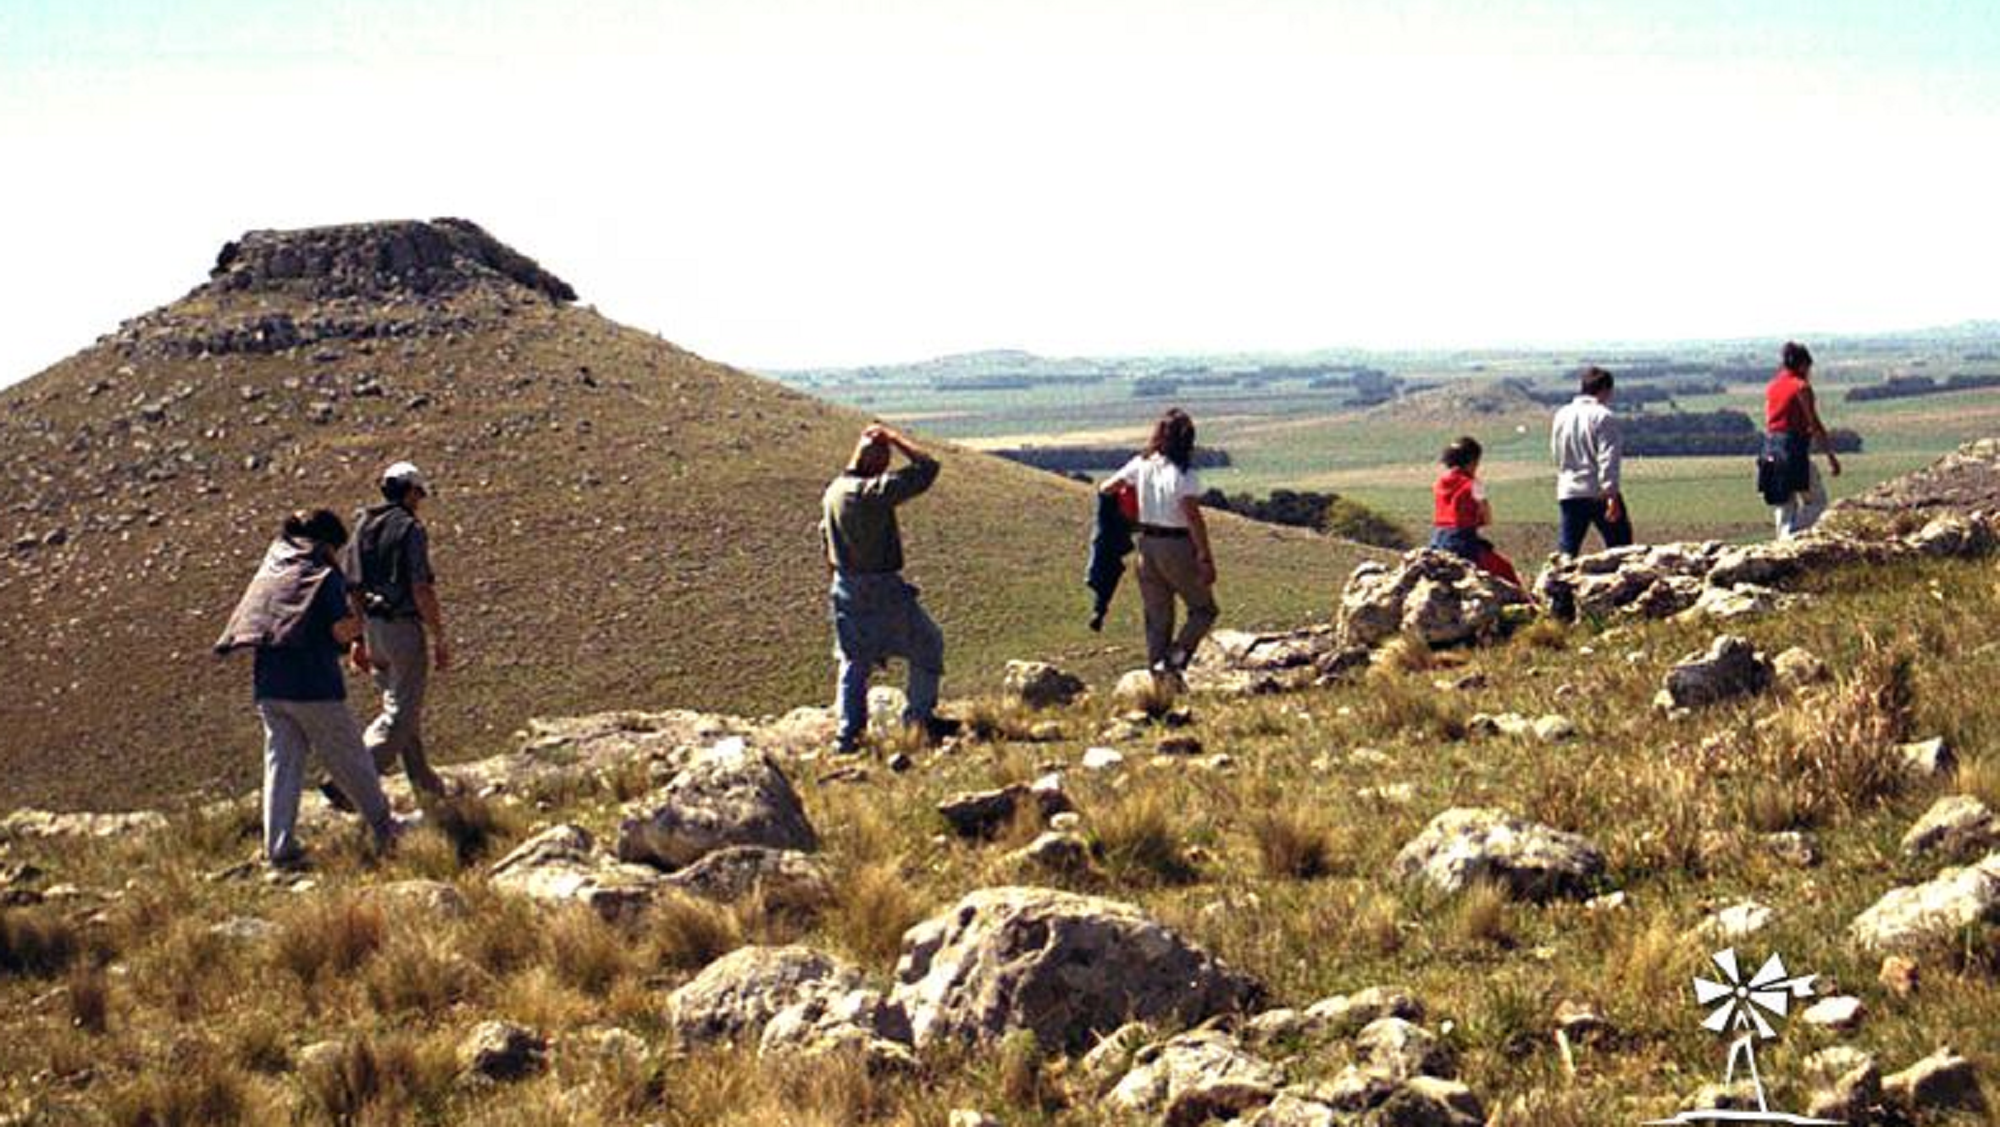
left=1786, top=975, right=1819, bottom=998
left=1703, top=1000, right=1738, bottom=1033
left=1710, top=948, right=1741, bottom=984
left=1748, top=952, right=1789, bottom=989
left=1748, top=989, right=1792, bottom=1018
left=1694, top=977, right=1735, bottom=1006
left=1745, top=1002, right=1778, bottom=1039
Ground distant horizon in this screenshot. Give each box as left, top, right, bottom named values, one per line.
left=5, top=1, right=1998, bottom=388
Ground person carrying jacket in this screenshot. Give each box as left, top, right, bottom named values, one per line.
left=217, top=509, right=398, bottom=868
left=1764, top=341, right=1842, bottom=539
left=1100, top=408, right=1220, bottom=689
left=822, top=423, right=957, bottom=753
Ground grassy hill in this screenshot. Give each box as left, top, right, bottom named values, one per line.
left=0, top=220, right=1368, bottom=811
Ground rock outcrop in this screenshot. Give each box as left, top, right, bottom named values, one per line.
left=666, top=945, right=865, bottom=1049
left=1392, top=807, right=1606, bottom=901
left=488, top=824, right=670, bottom=922
left=891, top=886, right=1262, bottom=1051
left=1849, top=852, right=2000, bottom=953
left=1337, top=551, right=1530, bottom=649
left=209, top=219, right=576, bottom=304
left=616, top=739, right=817, bottom=870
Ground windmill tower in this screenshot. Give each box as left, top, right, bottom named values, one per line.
left=1641, top=947, right=1842, bottom=1125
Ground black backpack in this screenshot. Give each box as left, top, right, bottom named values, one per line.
left=350, top=504, right=418, bottom=614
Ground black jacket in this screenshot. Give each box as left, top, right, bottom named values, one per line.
left=1085, top=491, right=1135, bottom=629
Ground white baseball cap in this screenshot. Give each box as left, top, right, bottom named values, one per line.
left=381, top=460, right=430, bottom=495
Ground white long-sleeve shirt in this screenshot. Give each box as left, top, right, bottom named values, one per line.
left=1550, top=395, right=1622, bottom=500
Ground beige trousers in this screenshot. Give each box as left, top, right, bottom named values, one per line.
left=1136, top=534, right=1219, bottom=668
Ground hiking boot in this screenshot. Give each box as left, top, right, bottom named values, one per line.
left=833, top=733, right=864, bottom=756
left=913, top=715, right=962, bottom=747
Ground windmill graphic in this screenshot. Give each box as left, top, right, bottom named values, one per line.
left=1641, top=947, right=1842, bottom=1125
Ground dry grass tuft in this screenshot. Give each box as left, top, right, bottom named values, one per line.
left=1250, top=802, right=1336, bottom=879
left=825, top=861, right=925, bottom=967
left=273, top=894, right=385, bottom=996
left=1513, top=616, right=1569, bottom=651
left=1449, top=881, right=1515, bottom=948
left=1361, top=667, right=1466, bottom=740
left=365, top=923, right=481, bottom=1015
left=643, top=893, right=744, bottom=973
left=66, top=962, right=112, bottom=1034
left=104, top=1059, right=256, bottom=1127
left=995, top=1029, right=1055, bottom=1111
left=548, top=905, right=637, bottom=996
left=1378, top=634, right=1437, bottom=672
left=303, top=1031, right=457, bottom=1124
left=1754, top=639, right=1917, bottom=825
left=1, top=905, right=79, bottom=977
left=424, top=791, right=525, bottom=865
left=1093, top=789, right=1198, bottom=886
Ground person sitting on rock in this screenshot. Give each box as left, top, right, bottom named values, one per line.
left=215, top=509, right=399, bottom=868
left=1430, top=436, right=1526, bottom=591
left=821, top=423, right=959, bottom=753
left=1763, top=341, right=1841, bottom=539
left=1101, top=408, right=1221, bottom=690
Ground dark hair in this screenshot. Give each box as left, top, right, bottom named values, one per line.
left=1580, top=365, right=1614, bottom=397
left=1145, top=408, right=1197, bottom=471
left=1441, top=435, right=1482, bottom=470
left=282, top=508, right=349, bottom=548
left=1782, top=341, right=1813, bottom=372
left=381, top=478, right=416, bottom=503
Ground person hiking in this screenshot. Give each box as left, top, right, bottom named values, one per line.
left=338, top=461, right=450, bottom=801
left=1101, top=408, right=1220, bottom=689
left=1430, top=436, right=1526, bottom=591
left=1763, top=341, right=1842, bottom=539
left=215, top=509, right=398, bottom=868
left=822, top=423, right=958, bottom=753
left=1550, top=365, right=1632, bottom=557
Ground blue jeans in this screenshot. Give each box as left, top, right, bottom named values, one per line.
left=1557, top=497, right=1633, bottom=557
left=830, top=572, right=944, bottom=741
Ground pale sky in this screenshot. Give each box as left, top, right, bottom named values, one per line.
left=2, top=0, right=1997, bottom=384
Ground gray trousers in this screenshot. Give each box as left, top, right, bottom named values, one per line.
left=259, top=699, right=392, bottom=862
left=363, top=617, right=442, bottom=791
left=1136, top=534, right=1220, bottom=668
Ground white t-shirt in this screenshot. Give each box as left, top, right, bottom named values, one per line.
left=1109, top=453, right=1203, bottom=528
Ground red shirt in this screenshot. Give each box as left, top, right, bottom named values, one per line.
left=1433, top=467, right=1484, bottom=529
left=1766, top=368, right=1815, bottom=435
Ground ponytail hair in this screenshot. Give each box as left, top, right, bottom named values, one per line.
left=282, top=508, right=349, bottom=549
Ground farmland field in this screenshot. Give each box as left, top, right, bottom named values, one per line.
left=771, top=336, right=2000, bottom=561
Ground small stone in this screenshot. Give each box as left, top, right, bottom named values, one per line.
left=948, top=1112, right=1002, bottom=1127
left=1883, top=1047, right=1986, bottom=1114
left=1586, top=891, right=1628, bottom=913
left=886, top=752, right=913, bottom=773
left=1156, top=734, right=1203, bottom=757
left=1772, top=646, right=1830, bottom=690
left=1554, top=999, right=1611, bottom=1042
left=1532, top=714, right=1576, bottom=742
left=1901, top=794, right=1999, bottom=860
left=1003, top=660, right=1088, bottom=709
left=457, top=1020, right=548, bottom=1082
left=1049, top=811, right=1083, bottom=832
left=1009, top=831, right=1094, bottom=875
left=1878, top=955, right=1920, bottom=997
left=1897, top=737, right=1957, bottom=782
left=1081, top=746, right=1125, bottom=771
left=1699, top=899, right=1774, bottom=941
left=1800, top=995, right=1864, bottom=1031
left=1348, top=747, right=1392, bottom=767
left=1353, top=1017, right=1453, bottom=1080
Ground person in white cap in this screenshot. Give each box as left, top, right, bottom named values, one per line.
left=333, top=460, right=451, bottom=801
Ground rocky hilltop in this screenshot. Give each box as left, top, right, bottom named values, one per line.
left=0, top=221, right=1345, bottom=809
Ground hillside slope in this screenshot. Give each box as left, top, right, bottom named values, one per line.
left=0, top=220, right=1368, bottom=810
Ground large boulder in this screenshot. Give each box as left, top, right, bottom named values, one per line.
left=1883, top=1047, right=1987, bottom=1115
left=488, top=824, right=669, bottom=922
left=1849, top=852, right=2000, bottom=953
left=1003, top=661, right=1088, bottom=709
left=891, top=886, right=1263, bottom=1051
left=1103, top=1029, right=1284, bottom=1126
left=1392, top=807, right=1606, bottom=901
left=1655, top=634, right=1773, bottom=710
left=1337, top=551, right=1528, bottom=650
left=665, top=945, right=863, bottom=1048
left=616, top=738, right=817, bottom=870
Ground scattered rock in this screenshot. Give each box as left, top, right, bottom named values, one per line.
left=1530, top=714, right=1575, bottom=742
left=1760, top=830, right=1822, bottom=868
left=759, top=987, right=916, bottom=1073
left=367, top=878, right=468, bottom=919
left=489, top=823, right=668, bottom=921
left=615, top=739, right=818, bottom=870
left=1901, top=795, right=2000, bottom=860
left=1897, top=737, right=1958, bottom=783
left=1103, top=1029, right=1283, bottom=1126
left=1654, top=634, right=1773, bottom=710
left=1301, top=987, right=1425, bottom=1039
left=1391, top=807, right=1606, bottom=901
left=1354, top=1016, right=1454, bottom=1080
left=1007, top=831, right=1094, bottom=876
left=296, top=1039, right=348, bottom=1075
left=1698, top=899, right=1775, bottom=941
left=1800, top=994, right=1865, bottom=1031
left=891, top=886, right=1262, bottom=1051
left=1803, top=1046, right=1881, bottom=1125
left=1081, top=746, right=1126, bottom=771
left=661, top=845, right=834, bottom=909
left=1849, top=852, right=2000, bottom=953
left=0, top=808, right=169, bottom=840
left=456, top=1020, right=548, bottom=1082
left=1003, top=660, right=1088, bottom=709
left=1114, top=669, right=1173, bottom=711
left=948, top=1112, right=1002, bottom=1127
left=936, top=778, right=1072, bottom=839
left=1878, top=955, right=1920, bottom=997
left=1554, top=999, right=1611, bottom=1044
left=1156, top=734, right=1204, bottom=757
left=1772, top=646, right=1830, bottom=691
left=208, top=915, right=279, bottom=943
left=1883, top=1047, right=1987, bottom=1115
left=666, top=945, right=863, bottom=1048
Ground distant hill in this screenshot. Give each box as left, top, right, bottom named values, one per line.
left=0, top=220, right=1365, bottom=810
